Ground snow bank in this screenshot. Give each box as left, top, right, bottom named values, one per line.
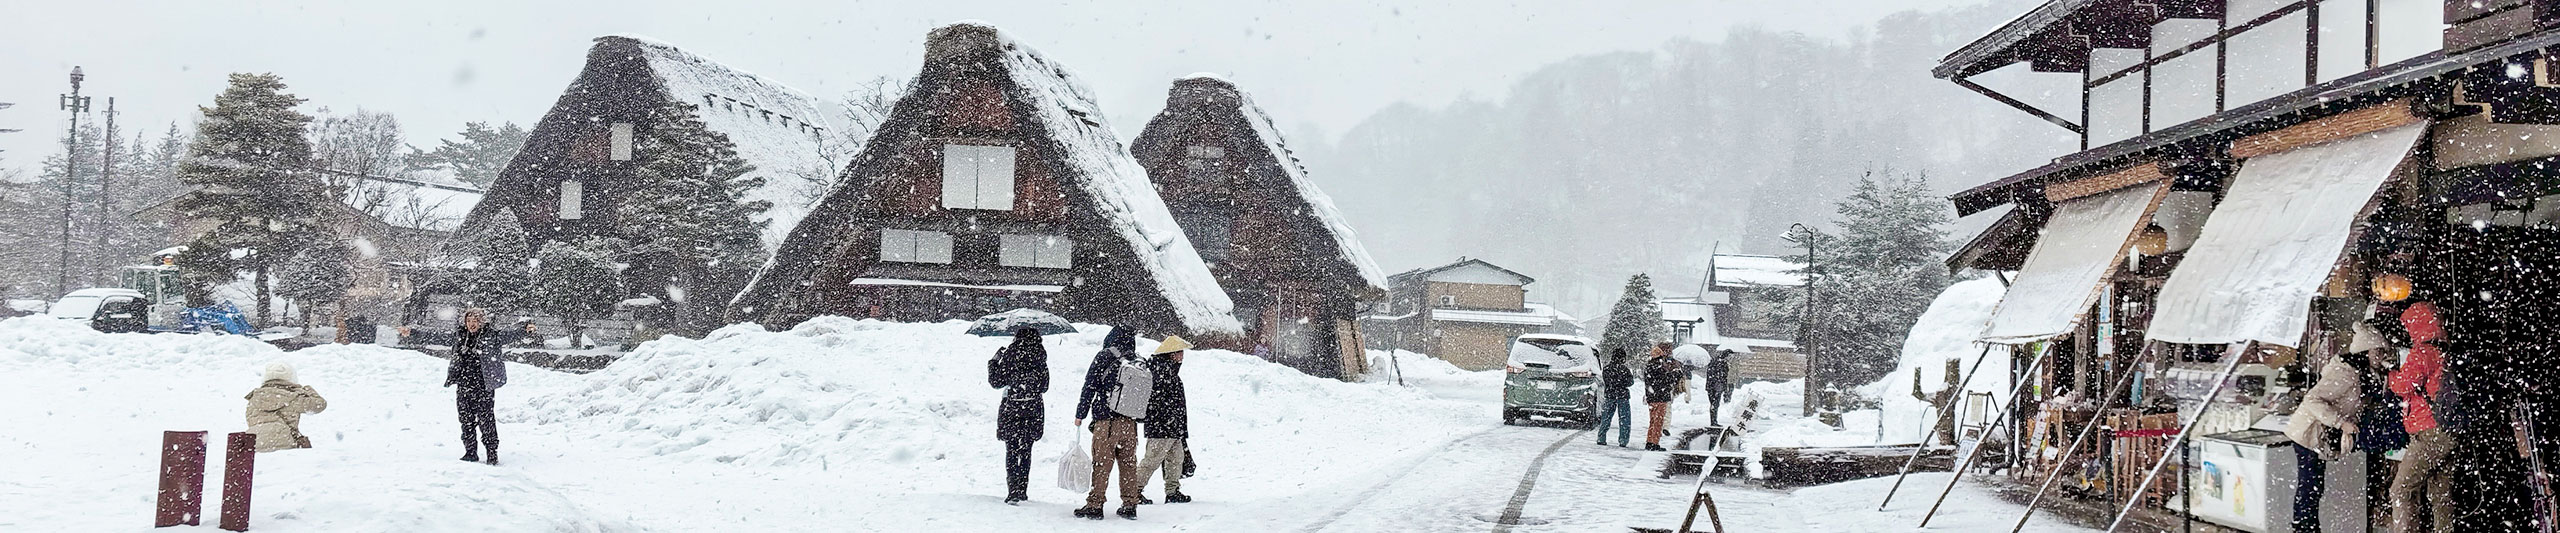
left=1856, top=277, right=2009, bottom=444
left=520, top=317, right=1475, bottom=494
left=0, top=317, right=620, bottom=532
left=1364, top=349, right=1504, bottom=404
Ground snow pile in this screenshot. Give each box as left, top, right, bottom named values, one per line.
left=935, top=22, right=1241, bottom=335
left=1364, top=349, right=1504, bottom=403
left=607, top=34, right=832, bottom=250
left=1856, top=277, right=2010, bottom=444
left=0, top=317, right=621, bottom=532
left=520, top=317, right=1473, bottom=494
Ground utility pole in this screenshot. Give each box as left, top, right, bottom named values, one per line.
left=58, top=67, right=92, bottom=297
left=1789, top=223, right=1820, bottom=418
left=97, top=98, right=119, bottom=278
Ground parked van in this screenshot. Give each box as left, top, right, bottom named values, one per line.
left=49, top=288, right=152, bottom=333
left=1502, top=334, right=1599, bottom=425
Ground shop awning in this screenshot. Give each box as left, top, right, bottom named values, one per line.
left=1978, top=182, right=2167, bottom=344
left=2146, top=123, right=2428, bottom=347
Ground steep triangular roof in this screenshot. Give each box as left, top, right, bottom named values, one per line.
left=739, top=22, right=1240, bottom=335
left=1131, top=74, right=1388, bottom=294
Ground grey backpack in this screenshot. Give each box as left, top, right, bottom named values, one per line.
left=1105, top=355, right=1154, bottom=420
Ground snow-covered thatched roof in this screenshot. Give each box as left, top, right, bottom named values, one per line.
left=1156, top=74, right=1388, bottom=293
left=943, top=23, right=1239, bottom=334
left=602, top=34, right=831, bottom=249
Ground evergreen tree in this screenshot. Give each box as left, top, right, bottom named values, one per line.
left=448, top=208, right=533, bottom=312
left=405, top=121, right=528, bottom=187
left=1771, top=170, right=1953, bottom=393
left=530, top=236, right=627, bottom=347
left=1598, top=273, right=1668, bottom=364
left=171, top=73, right=329, bottom=325
left=276, top=238, right=353, bottom=326
left=615, top=100, right=769, bottom=336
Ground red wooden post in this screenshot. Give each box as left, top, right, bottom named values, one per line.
left=154, top=430, right=207, bottom=527
left=219, top=432, right=255, bottom=531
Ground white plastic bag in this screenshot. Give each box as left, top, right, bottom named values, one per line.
left=1055, top=435, right=1092, bottom=493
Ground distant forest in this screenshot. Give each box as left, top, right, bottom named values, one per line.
left=1294, top=0, right=2069, bottom=316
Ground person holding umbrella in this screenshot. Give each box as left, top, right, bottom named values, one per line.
left=987, top=327, right=1050, bottom=505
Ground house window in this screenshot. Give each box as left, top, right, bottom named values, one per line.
left=879, top=229, right=954, bottom=264
left=1175, top=212, right=1232, bottom=262
left=941, top=144, right=1019, bottom=210
left=1181, top=144, right=1226, bottom=181
left=559, top=180, right=584, bottom=220
left=998, top=234, right=1073, bottom=269
left=1438, top=295, right=1456, bottom=307
left=609, top=123, right=634, bottom=161
left=1185, top=145, right=1225, bottom=158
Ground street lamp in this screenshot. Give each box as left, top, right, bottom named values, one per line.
left=57, top=66, right=91, bottom=297
left=1789, top=222, right=1820, bottom=418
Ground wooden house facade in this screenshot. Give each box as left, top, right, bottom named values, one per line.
left=1660, top=253, right=1807, bottom=386
left=459, top=35, right=829, bottom=310
left=1363, top=258, right=1566, bottom=371
left=1130, top=75, right=1387, bottom=379
left=731, top=23, right=1241, bottom=339
left=1938, top=1, right=2560, bottom=530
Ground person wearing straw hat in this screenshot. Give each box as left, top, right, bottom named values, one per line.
left=1136, top=335, right=1194, bottom=505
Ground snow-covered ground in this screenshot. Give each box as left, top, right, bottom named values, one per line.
left=2, top=306, right=2084, bottom=532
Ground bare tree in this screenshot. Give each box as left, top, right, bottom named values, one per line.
left=309, top=107, right=405, bottom=192
left=792, top=76, right=906, bottom=205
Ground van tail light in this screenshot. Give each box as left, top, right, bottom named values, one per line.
left=1507, top=364, right=1526, bottom=374
left=1566, top=371, right=1594, bottom=378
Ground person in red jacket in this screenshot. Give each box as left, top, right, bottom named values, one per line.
left=2386, top=300, right=2451, bottom=533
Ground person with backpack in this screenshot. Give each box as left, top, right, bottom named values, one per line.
left=442, top=308, right=522, bottom=465
left=1593, top=349, right=1635, bottom=447
left=1072, top=327, right=1153, bottom=520
left=2387, top=298, right=2452, bottom=533
left=987, top=327, right=1050, bottom=505
left=1136, top=336, right=1193, bottom=505
left=1642, top=343, right=1686, bottom=452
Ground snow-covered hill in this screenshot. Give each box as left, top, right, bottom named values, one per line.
left=0, top=316, right=1483, bottom=531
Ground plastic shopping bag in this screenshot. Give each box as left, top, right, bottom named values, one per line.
left=1055, top=435, right=1093, bottom=493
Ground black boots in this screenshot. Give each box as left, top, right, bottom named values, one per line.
left=1004, top=492, right=1027, bottom=505
left=1117, top=506, right=1138, bottom=520
left=1164, top=492, right=1192, bottom=504
left=1137, top=497, right=1156, bottom=505
left=1645, top=444, right=1667, bottom=452
left=483, top=449, right=500, bottom=465
left=460, top=452, right=479, bottom=463
left=1074, top=507, right=1103, bottom=519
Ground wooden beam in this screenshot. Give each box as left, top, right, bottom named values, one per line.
left=2045, top=162, right=2167, bottom=203
left=2227, top=98, right=2421, bottom=158
left=1957, top=77, right=2087, bottom=135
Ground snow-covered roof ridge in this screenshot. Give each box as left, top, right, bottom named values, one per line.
left=1164, top=76, right=1389, bottom=291
left=599, top=35, right=832, bottom=249
left=927, top=23, right=1242, bottom=335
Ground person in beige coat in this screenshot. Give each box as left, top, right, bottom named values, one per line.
left=2281, top=324, right=2373, bottom=533
left=245, top=362, right=328, bottom=453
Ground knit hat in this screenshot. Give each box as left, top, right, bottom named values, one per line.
left=1153, top=335, right=1194, bottom=355
left=263, top=362, right=296, bottom=384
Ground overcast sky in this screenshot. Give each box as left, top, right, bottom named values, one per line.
left=0, top=0, right=1991, bottom=174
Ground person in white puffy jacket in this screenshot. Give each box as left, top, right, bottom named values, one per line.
left=244, top=362, right=328, bottom=453
left=2282, top=323, right=2373, bottom=533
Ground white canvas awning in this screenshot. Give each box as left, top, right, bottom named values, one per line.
left=2146, top=123, right=2428, bottom=347
left=1978, top=182, right=2167, bottom=344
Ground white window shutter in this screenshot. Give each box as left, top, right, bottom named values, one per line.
left=978, top=146, right=1016, bottom=211
left=941, top=145, right=978, bottom=209
left=879, top=229, right=917, bottom=263
left=917, top=231, right=955, bottom=264
left=559, top=180, right=584, bottom=220
left=998, top=234, right=1036, bottom=267
left=1035, top=235, right=1072, bottom=269
left=609, top=123, right=634, bottom=161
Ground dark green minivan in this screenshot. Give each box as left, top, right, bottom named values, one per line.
left=1502, top=334, right=1599, bottom=425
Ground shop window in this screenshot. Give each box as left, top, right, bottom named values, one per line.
left=2375, top=0, right=2442, bottom=66
left=2153, top=44, right=2217, bottom=127
left=941, top=144, right=1018, bottom=210
left=2225, top=12, right=2309, bottom=109
left=880, top=229, right=954, bottom=264
left=997, top=234, right=1073, bottom=269
left=2317, top=0, right=2371, bottom=81
left=609, top=123, right=634, bottom=161
left=559, top=180, right=584, bottom=220
left=2088, top=72, right=2145, bottom=145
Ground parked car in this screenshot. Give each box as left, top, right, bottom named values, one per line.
left=1503, top=333, right=1599, bottom=425
left=48, top=288, right=152, bottom=333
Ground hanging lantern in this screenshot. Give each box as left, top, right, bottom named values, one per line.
left=2133, top=225, right=2171, bottom=256
left=2373, top=272, right=2414, bottom=302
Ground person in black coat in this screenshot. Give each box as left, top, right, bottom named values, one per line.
left=1702, top=349, right=1734, bottom=425
left=1594, top=349, right=1637, bottom=447
left=986, top=328, right=1049, bottom=504
left=1136, top=336, right=1194, bottom=504
left=1641, top=343, right=1686, bottom=451
left=441, top=309, right=527, bottom=465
